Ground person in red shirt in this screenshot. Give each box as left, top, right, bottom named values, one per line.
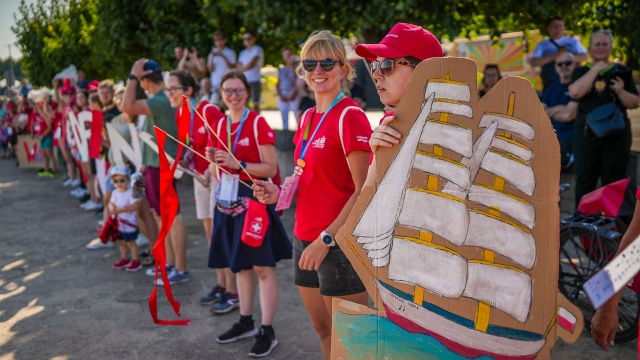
left=164, top=70, right=229, bottom=303
left=206, top=70, right=291, bottom=358
left=32, top=96, right=58, bottom=177
left=253, top=30, right=373, bottom=359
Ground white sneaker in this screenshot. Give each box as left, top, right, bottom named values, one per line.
left=136, top=234, right=149, bottom=247
left=80, top=200, right=94, bottom=209
left=62, top=178, right=73, bottom=187
left=85, top=238, right=114, bottom=250
left=71, top=188, right=88, bottom=198
left=70, top=178, right=81, bottom=187
left=83, top=201, right=103, bottom=211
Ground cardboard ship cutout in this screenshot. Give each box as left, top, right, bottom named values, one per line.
left=333, top=57, right=583, bottom=359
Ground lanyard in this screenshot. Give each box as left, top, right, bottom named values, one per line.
left=227, top=108, right=249, bottom=155
left=298, top=92, right=344, bottom=167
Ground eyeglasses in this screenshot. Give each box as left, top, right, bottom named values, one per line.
left=370, top=59, right=416, bottom=76
left=243, top=36, right=253, bottom=41
left=555, top=61, right=574, bottom=67
left=112, top=177, right=127, bottom=184
left=221, top=87, right=247, bottom=97
left=165, top=86, right=187, bottom=95
left=301, top=59, right=341, bottom=72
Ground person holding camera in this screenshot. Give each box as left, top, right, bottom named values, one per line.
left=178, top=45, right=207, bottom=80
left=207, top=31, right=237, bottom=106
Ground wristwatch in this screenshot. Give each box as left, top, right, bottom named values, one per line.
left=127, top=74, right=138, bottom=81
left=321, top=231, right=336, bottom=247
left=239, top=161, right=247, bottom=170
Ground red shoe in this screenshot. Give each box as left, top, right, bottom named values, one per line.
left=112, top=258, right=131, bottom=269
left=126, top=259, right=142, bottom=272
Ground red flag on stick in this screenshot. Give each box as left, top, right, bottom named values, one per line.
left=148, top=96, right=191, bottom=326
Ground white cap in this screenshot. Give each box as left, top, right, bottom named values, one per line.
left=109, top=165, right=129, bottom=178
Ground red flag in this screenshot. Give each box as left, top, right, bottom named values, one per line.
left=148, top=114, right=190, bottom=326
left=180, top=95, right=190, bottom=145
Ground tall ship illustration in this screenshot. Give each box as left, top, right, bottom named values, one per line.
left=341, top=59, right=583, bottom=360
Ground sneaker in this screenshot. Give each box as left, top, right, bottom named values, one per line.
left=155, top=269, right=191, bottom=286
left=37, top=170, right=51, bottom=177
left=126, top=259, right=142, bottom=272
left=70, top=178, right=82, bottom=187
left=83, top=201, right=103, bottom=211
left=146, top=264, right=174, bottom=277
left=210, top=292, right=240, bottom=314
left=216, top=321, right=258, bottom=344
left=71, top=188, right=88, bottom=198
left=42, top=171, right=57, bottom=178
left=112, top=258, right=131, bottom=269
left=249, top=327, right=278, bottom=358
left=62, top=178, right=73, bottom=187
left=80, top=200, right=94, bottom=209
left=86, top=238, right=115, bottom=250
left=199, top=285, right=225, bottom=305
left=135, top=234, right=149, bottom=247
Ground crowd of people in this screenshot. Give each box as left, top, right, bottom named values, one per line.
left=1, top=20, right=639, bottom=358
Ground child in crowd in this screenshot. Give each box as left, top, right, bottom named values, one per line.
left=0, top=118, right=10, bottom=157
left=108, top=165, right=143, bottom=272
left=89, top=93, right=102, bottom=111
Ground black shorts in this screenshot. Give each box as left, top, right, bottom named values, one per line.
left=293, top=236, right=366, bottom=296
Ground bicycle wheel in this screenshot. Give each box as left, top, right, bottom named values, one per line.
left=558, top=225, right=639, bottom=343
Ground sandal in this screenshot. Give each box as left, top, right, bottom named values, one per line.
left=141, top=256, right=155, bottom=267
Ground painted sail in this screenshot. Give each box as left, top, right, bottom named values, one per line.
left=481, top=150, right=535, bottom=196
left=492, top=136, right=533, bottom=162
left=388, top=237, right=468, bottom=298
left=426, top=81, right=473, bottom=119
left=463, top=262, right=532, bottom=322
left=420, top=121, right=473, bottom=158
left=468, top=184, right=535, bottom=229
left=413, top=153, right=471, bottom=189
left=398, top=188, right=469, bottom=245
left=465, top=210, right=536, bottom=269
left=479, top=113, right=535, bottom=141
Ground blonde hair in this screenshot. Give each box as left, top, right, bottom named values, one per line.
left=98, top=79, right=114, bottom=90
left=297, top=30, right=354, bottom=93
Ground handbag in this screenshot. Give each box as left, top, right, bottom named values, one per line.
left=241, top=199, right=270, bottom=247
left=585, top=102, right=624, bottom=138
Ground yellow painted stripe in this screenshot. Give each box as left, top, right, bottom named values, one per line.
left=429, top=78, right=466, bottom=86
left=483, top=249, right=495, bottom=262
left=426, top=175, right=439, bottom=191
left=493, top=177, right=506, bottom=192
left=475, top=302, right=491, bottom=332
left=419, top=230, right=433, bottom=243
left=468, top=259, right=527, bottom=273
left=474, top=183, right=530, bottom=204
left=433, top=145, right=443, bottom=157
left=407, top=186, right=466, bottom=203
left=494, top=135, right=531, bottom=150
left=435, top=98, right=468, bottom=106
left=396, top=235, right=461, bottom=256
left=414, top=286, right=425, bottom=305
left=427, top=120, right=468, bottom=129
left=489, top=149, right=530, bottom=166
left=439, top=112, right=449, bottom=123
left=344, top=237, right=375, bottom=278
left=508, top=92, right=516, bottom=116
left=545, top=312, right=559, bottom=337
left=469, top=209, right=530, bottom=233
left=416, top=150, right=466, bottom=167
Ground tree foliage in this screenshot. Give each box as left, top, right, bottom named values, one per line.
left=11, top=0, right=640, bottom=86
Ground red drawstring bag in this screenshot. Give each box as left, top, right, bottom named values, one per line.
left=241, top=199, right=270, bottom=247
left=99, top=216, right=119, bottom=243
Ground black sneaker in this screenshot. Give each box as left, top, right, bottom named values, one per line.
left=249, top=326, right=278, bottom=358
left=216, top=321, right=258, bottom=344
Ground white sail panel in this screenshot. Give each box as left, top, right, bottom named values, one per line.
left=479, top=113, right=534, bottom=141
left=372, top=255, right=390, bottom=268
left=468, top=185, right=535, bottom=229
left=361, top=235, right=393, bottom=263
left=425, top=81, right=471, bottom=102
left=388, top=237, right=467, bottom=297
left=465, top=211, right=536, bottom=269
left=481, top=151, right=535, bottom=196
left=414, top=154, right=471, bottom=189
left=398, top=189, right=469, bottom=245
left=491, top=137, right=533, bottom=162
left=353, top=95, right=435, bottom=240
left=463, top=263, right=532, bottom=322
left=431, top=101, right=473, bottom=118
left=420, top=122, right=473, bottom=158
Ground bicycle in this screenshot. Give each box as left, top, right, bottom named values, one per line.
left=558, top=186, right=640, bottom=343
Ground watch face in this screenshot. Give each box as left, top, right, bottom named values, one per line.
left=322, top=234, right=334, bottom=246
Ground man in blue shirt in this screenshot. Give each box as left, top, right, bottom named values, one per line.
left=530, top=16, right=587, bottom=90
left=541, top=52, right=578, bottom=170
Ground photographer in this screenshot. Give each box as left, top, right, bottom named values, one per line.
left=177, top=45, right=207, bottom=80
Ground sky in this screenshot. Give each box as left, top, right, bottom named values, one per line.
left=0, top=0, right=40, bottom=59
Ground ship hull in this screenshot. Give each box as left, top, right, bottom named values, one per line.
left=378, top=282, right=545, bottom=360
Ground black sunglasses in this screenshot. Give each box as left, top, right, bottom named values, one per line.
left=302, top=59, right=341, bottom=72
left=112, top=178, right=127, bottom=184
left=370, top=59, right=416, bottom=76
left=555, top=61, right=574, bottom=67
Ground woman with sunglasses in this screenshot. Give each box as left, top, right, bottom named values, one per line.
left=253, top=30, right=373, bottom=359
left=357, top=23, right=443, bottom=183
left=207, top=70, right=291, bottom=358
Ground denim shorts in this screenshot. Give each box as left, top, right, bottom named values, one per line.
left=293, top=236, right=366, bottom=296
left=118, top=230, right=139, bottom=241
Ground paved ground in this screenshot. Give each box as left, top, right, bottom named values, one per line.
left=0, top=110, right=637, bottom=359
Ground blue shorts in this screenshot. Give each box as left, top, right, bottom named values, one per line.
left=293, top=236, right=366, bottom=296
left=40, top=135, right=53, bottom=149
left=118, top=230, right=139, bottom=241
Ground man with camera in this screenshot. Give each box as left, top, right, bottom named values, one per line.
left=177, top=45, right=207, bottom=80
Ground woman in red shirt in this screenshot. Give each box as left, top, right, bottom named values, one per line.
left=207, top=70, right=291, bottom=357
left=254, top=30, right=373, bottom=359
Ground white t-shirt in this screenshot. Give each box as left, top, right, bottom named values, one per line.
left=208, top=47, right=237, bottom=89
left=238, top=45, right=264, bottom=83
left=110, top=189, right=140, bottom=232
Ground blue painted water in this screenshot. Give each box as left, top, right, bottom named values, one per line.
left=334, top=311, right=494, bottom=360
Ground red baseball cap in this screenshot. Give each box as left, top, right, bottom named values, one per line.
left=355, top=23, right=443, bottom=62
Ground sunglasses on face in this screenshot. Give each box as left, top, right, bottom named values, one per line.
left=222, top=87, right=247, bottom=97
left=370, top=59, right=416, bottom=76
left=301, top=59, right=341, bottom=72
left=555, top=61, right=574, bottom=67
left=165, top=86, right=187, bottom=95
left=112, top=177, right=127, bottom=184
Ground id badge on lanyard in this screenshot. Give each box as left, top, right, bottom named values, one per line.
left=275, top=92, right=344, bottom=211
left=217, top=172, right=239, bottom=203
